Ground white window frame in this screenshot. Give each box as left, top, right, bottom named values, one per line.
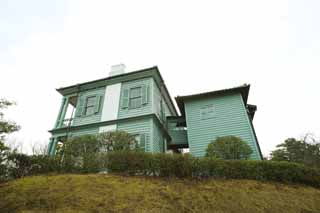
left=84, top=96, right=96, bottom=115
left=129, top=87, right=142, bottom=109
left=200, top=104, right=215, bottom=120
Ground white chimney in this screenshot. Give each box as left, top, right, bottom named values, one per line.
left=109, top=64, right=126, bottom=76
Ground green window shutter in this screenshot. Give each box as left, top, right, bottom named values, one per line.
left=121, top=89, right=129, bottom=109
left=141, top=85, right=148, bottom=105
left=95, top=95, right=103, bottom=113
left=139, top=134, right=145, bottom=151
left=75, top=96, right=85, bottom=117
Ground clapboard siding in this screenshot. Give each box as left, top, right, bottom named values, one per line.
left=72, top=88, right=105, bottom=126
left=69, top=127, right=100, bottom=137
left=117, top=118, right=152, bottom=152
left=185, top=93, right=261, bottom=159
left=152, top=79, right=173, bottom=122
left=117, top=78, right=153, bottom=119
left=152, top=120, right=164, bottom=153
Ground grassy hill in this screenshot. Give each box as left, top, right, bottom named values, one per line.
left=0, top=174, right=320, bottom=212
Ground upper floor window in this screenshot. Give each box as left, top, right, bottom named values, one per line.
left=129, top=87, right=142, bottom=109
left=85, top=96, right=96, bottom=115
left=200, top=105, right=215, bottom=120
left=121, top=84, right=148, bottom=109
left=74, top=94, right=102, bottom=118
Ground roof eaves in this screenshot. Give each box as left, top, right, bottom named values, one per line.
left=55, top=66, right=179, bottom=116
left=56, top=66, right=158, bottom=94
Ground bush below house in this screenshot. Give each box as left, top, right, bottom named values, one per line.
left=104, top=151, right=320, bottom=187
left=2, top=151, right=320, bottom=188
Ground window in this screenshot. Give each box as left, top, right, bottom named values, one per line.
left=173, top=127, right=187, bottom=131
left=84, top=96, right=96, bottom=115
left=134, top=135, right=141, bottom=149
left=200, top=105, right=215, bottom=120
left=133, top=134, right=145, bottom=150
left=129, top=87, right=142, bottom=109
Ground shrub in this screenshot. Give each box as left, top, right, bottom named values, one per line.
left=60, top=135, right=101, bottom=173
left=29, top=155, right=61, bottom=174
left=2, top=144, right=320, bottom=188
left=103, top=151, right=320, bottom=188
left=7, top=153, right=32, bottom=179
left=5, top=154, right=62, bottom=180
left=97, top=131, right=138, bottom=151
left=59, top=132, right=139, bottom=173
left=270, top=137, right=320, bottom=169
left=206, top=136, right=253, bottom=159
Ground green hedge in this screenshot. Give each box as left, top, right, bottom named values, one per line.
left=104, top=151, right=320, bottom=187
left=2, top=151, right=320, bottom=188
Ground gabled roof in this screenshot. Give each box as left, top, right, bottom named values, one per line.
left=175, top=84, right=250, bottom=115
left=56, top=66, right=178, bottom=116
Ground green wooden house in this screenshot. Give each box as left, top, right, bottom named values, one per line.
left=48, top=65, right=262, bottom=160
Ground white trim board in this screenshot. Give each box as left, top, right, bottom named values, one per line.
left=99, top=124, right=117, bottom=133
left=101, top=83, right=121, bottom=122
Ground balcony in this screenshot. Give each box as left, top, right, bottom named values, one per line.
left=167, top=116, right=189, bottom=149
left=54, top=96, right=77, bottom=129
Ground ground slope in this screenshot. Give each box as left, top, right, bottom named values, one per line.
left=0, top=174, right=320, bottom=212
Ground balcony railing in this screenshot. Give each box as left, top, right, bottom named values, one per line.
left=61, top=118, right=74, bottom=127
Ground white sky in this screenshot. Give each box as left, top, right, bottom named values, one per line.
left=1, top=0, right=319, bottom=156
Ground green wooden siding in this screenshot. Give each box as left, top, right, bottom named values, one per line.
left=151, top=79, right=173, bottom=122
left=51, top=127, right=99, bottom=140
left=72, top=88, right=105, bottom=126
left=152, top=120, right=164, bottom=152
left=69, top=127, right=100, bottom=137
left=118, top=78, right=152, bottom=119
left=184, top=93, right=261, bottom=159
left=117, top=118, right=152, bottom=152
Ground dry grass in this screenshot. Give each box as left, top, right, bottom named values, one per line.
left=0, top=174, right=320, bottom=212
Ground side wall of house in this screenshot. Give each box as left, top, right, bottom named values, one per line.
left=50, top=75, right=175, bottom=154
left=151, top=119, right=164, bottom=153
left=117, top=118, right=153, bottom=152
left=151, top=79, right=175, bottom=152
left=152, top=79, right=169, bottom=121
left=184, top=93, right=261, bottom=159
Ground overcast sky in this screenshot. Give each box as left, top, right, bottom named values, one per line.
left=1, top=0, right=319, bottom=155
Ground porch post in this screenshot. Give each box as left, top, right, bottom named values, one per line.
left=54, top=97, right=69, bottom=128
left=49, top=138, right=58, bottom=156
left=47, top=137, right=55, bottom=155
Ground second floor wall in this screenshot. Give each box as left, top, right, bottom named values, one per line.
left=117, top=78, right=153, bottom=119
left=54, top=77, right=175, bottom=129
left=72, top=87, right=105, bottom=126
